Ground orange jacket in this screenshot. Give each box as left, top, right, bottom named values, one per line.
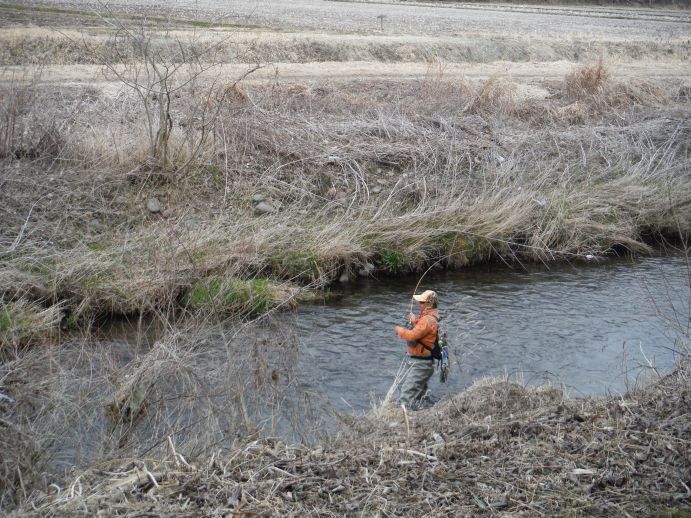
left=395, top=307, right=439, bottom=357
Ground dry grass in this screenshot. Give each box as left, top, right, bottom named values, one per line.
left=0, top=75, right=686, bottom=514
left=0, top=59, right=689, bottom=515
left=0, top=298, right=62, bottom=357
left=0, top=20, right=689, bottom=67
left=1, top=5, right=690, bottom=516
left=0, top=316, right=327, bottom=511
left=12, top=360, right=690, bottom=516
left=0, top=66, right=689, bottom=328
left=563, top=61, right=670, bottom=116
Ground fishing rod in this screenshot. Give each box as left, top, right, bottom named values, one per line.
left=405, top=224, right=604, bottom=314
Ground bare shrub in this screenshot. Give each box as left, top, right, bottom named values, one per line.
left=89, top=12, right=261, bottom=175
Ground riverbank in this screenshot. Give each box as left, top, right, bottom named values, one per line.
left=1, top=1, right=690, bottom=350
left=11, top=360, right=690, bottom=516
left=2, top=65, right=689, bottom=350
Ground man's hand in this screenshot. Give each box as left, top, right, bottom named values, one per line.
left=395, top=326, right=406, bottom=338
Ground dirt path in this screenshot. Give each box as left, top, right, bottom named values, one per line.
left=2, top=60, right=689, bottom=93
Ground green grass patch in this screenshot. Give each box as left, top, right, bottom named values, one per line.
left=80, top=271, right=114, bottom=291
left=0, top=306, right=11, bottom=333
left=24, top=257, right=57, bottom=279
left=380, top=249, right=407, bottom=273
left=184, top=277, right=274, bottom=315
left=275, top=251, right=321, bottom=281
left=87, top=241, right=108, bottom=252
left=62, top=312, right=80, bottom=331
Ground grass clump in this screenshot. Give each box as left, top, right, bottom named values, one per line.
left=275, top=251, right=321, bottom=282
left=0, top=299, right=61, bottom=355
left=380, top=248, right=407, bottom=273
left=184, top=277, right=276, bottom=316
left=565, top=60, right=610, bottom=96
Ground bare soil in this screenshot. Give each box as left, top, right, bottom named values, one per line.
left=7, top=0, right=691, bottom=38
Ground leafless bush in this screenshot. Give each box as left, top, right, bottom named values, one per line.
left=88, top=11, right=261, bottom=175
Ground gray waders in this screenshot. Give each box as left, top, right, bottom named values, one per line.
left=399, top=357, right=435, bottom=410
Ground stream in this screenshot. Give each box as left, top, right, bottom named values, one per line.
left=286, top=255, right=689, bottom=414
left=46, top=254, right=690, bottom=471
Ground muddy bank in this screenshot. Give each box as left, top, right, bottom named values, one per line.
left=13, top=360, right=691, bottom=516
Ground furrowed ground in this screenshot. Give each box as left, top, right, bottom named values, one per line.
left=0, top=0, right=689, bottom=515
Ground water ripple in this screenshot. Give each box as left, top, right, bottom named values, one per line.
left=275, top=256, right=690, bottom=413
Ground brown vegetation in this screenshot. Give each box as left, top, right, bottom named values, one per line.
left=14, top=360, right=691, bottom=516
left=1, top=3, right=690, bottom=514
left=1, top=62, right=689, bottom=346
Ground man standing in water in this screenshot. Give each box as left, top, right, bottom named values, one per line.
left=395, top=289, right=439, bottom=410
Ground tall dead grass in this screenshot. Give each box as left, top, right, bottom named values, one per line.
left=13, top=359, right=691, bottom=516
left=1, top=67, right=688, bottom=325
left=563, top=61, right=669, bottom=114
left=0, top=316, right=326, bottom=510
left=1, top=25, right=688, bottom=66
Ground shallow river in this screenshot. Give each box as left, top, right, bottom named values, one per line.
left=48, top=255, right=689, bottom=471
left=285, top=255, right=689, bottom=414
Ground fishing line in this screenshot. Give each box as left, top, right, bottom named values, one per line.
left=405, top=224, right=610, bottom=313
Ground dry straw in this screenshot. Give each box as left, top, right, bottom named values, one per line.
left=15, top=360, right=691, bottom=516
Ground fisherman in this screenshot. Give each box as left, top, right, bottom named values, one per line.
left=395, top=289, right=439, bottom=410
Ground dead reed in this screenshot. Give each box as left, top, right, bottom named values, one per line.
left=1, top=68, right=688, bottom=332
left=1, top=25, right=688, bottom=67
left=0, top=315, right=326, bottom=510
left=15, top=360, right=690, bottom=516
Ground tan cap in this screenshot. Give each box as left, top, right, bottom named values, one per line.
left=413, top=289, right=437, bottom=303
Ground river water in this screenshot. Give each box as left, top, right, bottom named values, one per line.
left=42, top=255, right=689, bottom=471
left=285, top=255, right=689, bottom=414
